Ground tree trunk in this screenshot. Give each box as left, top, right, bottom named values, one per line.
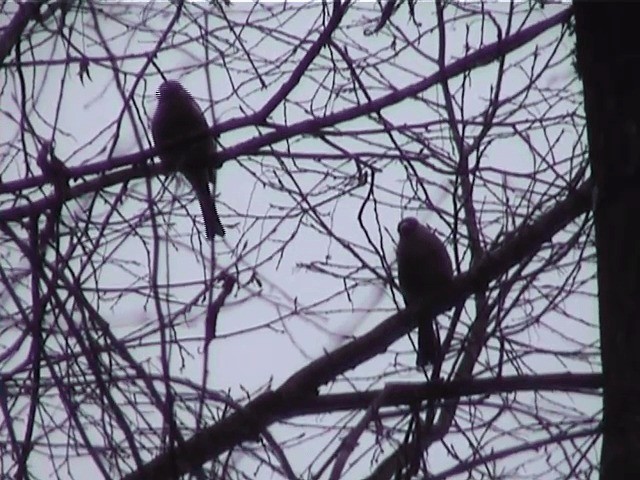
left=574, top=5, right=640, bottom=478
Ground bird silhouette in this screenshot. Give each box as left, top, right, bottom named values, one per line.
left=151, top=80, right=225, bottom=238
left=396, top=217, right=453, bottom=366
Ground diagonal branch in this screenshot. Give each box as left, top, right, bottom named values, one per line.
left=0, top=6, right=572, bottom=224
left=122, top=176, right=592, bottom=480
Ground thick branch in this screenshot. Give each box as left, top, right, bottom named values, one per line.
left=123, top=176, right=592, bottom=480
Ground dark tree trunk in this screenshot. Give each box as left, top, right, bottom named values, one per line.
left=574, top=4, right=640, bottom=478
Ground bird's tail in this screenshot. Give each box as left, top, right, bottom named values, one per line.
left=190, top=173, right=225, bottom=239
left=417, top=319, right=440, bottom=366
left=201, top=196, right=225, bottom=238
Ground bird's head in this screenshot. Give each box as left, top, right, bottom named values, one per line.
left=157, top=80, right=186, bottom=101
left=398, top=217, right=420, bottom=238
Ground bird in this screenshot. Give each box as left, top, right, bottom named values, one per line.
left=396, top=217, right=453, bottom=366
left=151, top=80, right=225, bottom=238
